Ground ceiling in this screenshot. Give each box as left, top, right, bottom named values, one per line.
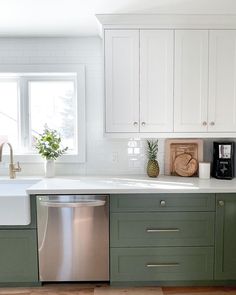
left=0, top=0, right=236, bottom=37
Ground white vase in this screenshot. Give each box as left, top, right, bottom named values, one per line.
left=44, top=160, right=55, bottom=178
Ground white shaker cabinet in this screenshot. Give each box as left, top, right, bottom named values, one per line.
left=105, top=30, right=139, bottom=132
left=99, top=15, right=236, bottom=137
left=174, top=29, right=236, bottom=133
left=104, top=29, right=174, bottom=133
left=104, top=27, right=236, bottom=136
left=174, top=30, right=209, bottom=132
left=140, top=30, right=174, bottom=132
left=208, top=30, right=236, bottom=132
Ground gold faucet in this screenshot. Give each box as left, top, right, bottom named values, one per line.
left=0, top=142, right=21, bottom=179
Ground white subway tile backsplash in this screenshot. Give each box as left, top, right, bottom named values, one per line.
left=0, top=36, right=231, bottom=177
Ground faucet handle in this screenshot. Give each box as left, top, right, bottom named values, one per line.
left=9, top=162, right=21, bottom=179
left=13, top=162, right=21, bottom=172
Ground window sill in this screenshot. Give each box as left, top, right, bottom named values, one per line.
left=2, top=153, right=85, bottom=164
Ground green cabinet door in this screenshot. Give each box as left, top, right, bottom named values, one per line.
left=215, top=194, right=236, bottom=280
left=0, top=230, right=38, bottom=283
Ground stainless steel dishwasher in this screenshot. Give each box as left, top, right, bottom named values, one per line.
left=36, top=195, right=109, bottom=282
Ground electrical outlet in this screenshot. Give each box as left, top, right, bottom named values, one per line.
left=112, top=152, right=119, bottom=163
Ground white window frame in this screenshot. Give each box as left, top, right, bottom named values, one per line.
left=0, top=64, right=86, bottom=163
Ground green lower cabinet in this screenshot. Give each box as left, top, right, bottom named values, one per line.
left=0, top=230, right=38, bottom=283
left=110, top=247, right=214, bottom=282
left=215, top=194, right=236, bottom=280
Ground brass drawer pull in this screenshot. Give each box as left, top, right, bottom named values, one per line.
left=146, top=263, right=179, bottom=267
left=146, top=228, right=180, bottom=233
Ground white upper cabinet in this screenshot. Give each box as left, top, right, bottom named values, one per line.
left=105, top=29, right=174, bottom=134
left=105, top=30, right=139, bottom=132
left=140, top=30, right=174, bottom=132
left=102, top=20, right=236, bottom=136
left=174, top=30, right=209, bottom=132
left=209, top=30, right=236, bottom=132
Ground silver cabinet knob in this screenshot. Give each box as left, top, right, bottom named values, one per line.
left=141, top=122, right=146, bottom=127
left=133, top=122, right=138, bottom=127
left=219, top=200, right=225, bottom=207
left=210, top=122, right=215, bottom=126
left=202, top=121, right=207, bottom=126
left=160, top=200, right=166, bottom=207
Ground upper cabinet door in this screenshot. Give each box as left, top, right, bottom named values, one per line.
left=105, top=30, right=139, bottom=132
left=140, top=30, right=174, bottom=132
left=174, top=30, right=209, bottom=132
left=209, top=30, right=236, bottom=132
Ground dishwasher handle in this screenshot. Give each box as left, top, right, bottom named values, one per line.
left=39, top=199, right=106, bottom=208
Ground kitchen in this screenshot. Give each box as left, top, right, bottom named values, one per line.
left=0, top=1, right=234, bottom=295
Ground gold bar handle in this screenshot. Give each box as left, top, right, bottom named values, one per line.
left=146, top=228, right=180, bottom=233
left=146, top=263, right=180, bottom=267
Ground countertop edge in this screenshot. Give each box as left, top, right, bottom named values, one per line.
left=25, top=176, right=236, bottom=195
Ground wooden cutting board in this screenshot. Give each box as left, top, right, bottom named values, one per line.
left=173, top=153, right=198, bottom=177
left=165, top=139, right=203, bottom=176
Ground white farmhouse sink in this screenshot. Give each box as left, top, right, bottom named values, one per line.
left=0, top=179, right=40, bottom=226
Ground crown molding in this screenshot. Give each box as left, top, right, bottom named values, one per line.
left=96, top=14, right=236, bottom=30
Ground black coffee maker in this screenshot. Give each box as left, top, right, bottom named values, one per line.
left=212, top=142, right=234, bottom=179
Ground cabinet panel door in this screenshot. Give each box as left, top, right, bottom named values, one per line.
left=209, top=31, right=236, bottom=132
left=0, top=230, right=38, bottom=283
left=174, top=30, right=208, bottom=132
left=140, top=30, right=174, bottom=132
left=111, top=247, right=214, bottom=282
left=215, top=194, right=236, bottom=280
left=105, top=30, right=139, bottom=132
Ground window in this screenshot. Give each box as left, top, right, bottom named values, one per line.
left=0, top=65, right=85, bottom=162
left=29, top=79, right=76, bottom=151
left=0, top=80, right=18, bottom=148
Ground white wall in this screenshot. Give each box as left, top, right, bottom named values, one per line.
left=0, top=37, right=165, bottom=176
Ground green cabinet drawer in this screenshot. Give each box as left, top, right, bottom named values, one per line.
left=110, top=212, right=215, bottom=247
left=110, top=194, right=215, bottom=212
left=110, top=247, right=214, bottom=282
left=0, top=230, right=38, bottom=283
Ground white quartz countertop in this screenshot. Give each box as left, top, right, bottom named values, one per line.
left=26, top=175, right=236, bottom=195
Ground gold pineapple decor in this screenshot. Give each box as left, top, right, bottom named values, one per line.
left=146, top=139, right=159, bottom=178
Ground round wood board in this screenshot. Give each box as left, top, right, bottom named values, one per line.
left=173, top=153, right=198, bottom=177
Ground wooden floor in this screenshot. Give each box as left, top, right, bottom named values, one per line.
left=0, top=284, right=236, bottom=295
